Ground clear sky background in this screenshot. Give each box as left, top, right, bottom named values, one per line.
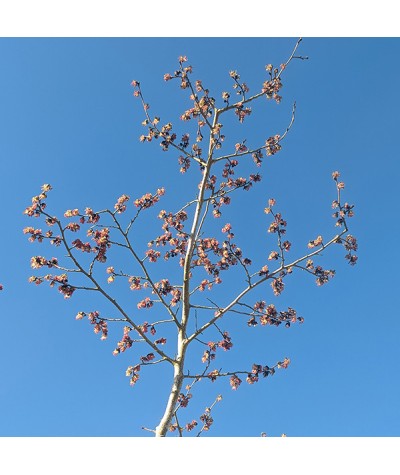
left=0, top=37, right=399, bottom=439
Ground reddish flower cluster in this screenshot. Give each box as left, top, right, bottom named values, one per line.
left=23, top=184, right=52, bottom=217
left=202, top=341, right=217, bottom=363
left=308, top=235, right=323, bottom=248
left=230, top=375, right=242, bottom=390
left=278, top=357, right=291, bottom=369
left=23, top=227, right=46, bottom=242
left=72, top=239, right=91, bottom=253
left=248, top=303, right=303, bottom=328
left=76, top=310, right=108, bottom=340
left=199, top=410, right=213, bottom=431
left=234, top=103, right=252, bottom=123
left=64, top=208, right=79, bottom=218
left=154, top=279, right=181, bottom=306
left=177, top=393, right=192, bottom=408
left=137, top=297, right=153, bottom=310
left=267, top=212, right=287, bottom=235
left=134, top=188, right=165, bottom=210
left=113, top=326, right=133, bottom=355
left=126, top=365, right=140, bottom=387
left=218, top=331, right=233, bottom=351
left=140, top=353, right=155, bottom=363
left=87, top=228, right=111, bottom=263
left=114, top=194, right=130, bottom=213
left=84, top=207, right=100, bottom=224
left=314, top=266, right=335, bottom=286
left=252, top=149, right=263, bottom=167
left=271, top=278, right=284, bottom=296
left=128, top=276, right=142, bottom=290
left=342, top=234, right=358, bottom=265
left=155, top=337, right=167, bottom=345
left=145, top=249, right=161, bottom=262
left=207, top=369, right=220, bottom=381
left=178, top=155, right=191, bottom=174
left=30, top=256, right=58, bottom=269
left=262, top=76, right=283, bottom=103
left=265, top=135, right=282, bottom=155
left=184, top=420, right=198, bottom=432
left=268, top=251, right=279, bottom=260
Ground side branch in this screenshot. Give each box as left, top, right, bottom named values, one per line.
left=40, top=208, right=176, bottom=364
left=186, top=228, right=347, bottom=343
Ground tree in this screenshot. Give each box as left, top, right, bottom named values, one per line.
left=23, top=38, right=357, bottom=437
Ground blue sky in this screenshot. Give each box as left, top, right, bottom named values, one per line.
left=0, top=37, right=399, bottom=437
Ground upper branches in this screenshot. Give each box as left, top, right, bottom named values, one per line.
left=23, top=39, right=357, bottom=437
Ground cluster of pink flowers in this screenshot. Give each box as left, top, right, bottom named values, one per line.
left=23, top=184, right=52, bottom=218
left=84, top=207, right=100, bottom=224
left=23, top=227, right=46, bottom=242
left=125, top=365, right=140, bottom=387
left=314, top=266, right=335, bottom=286
left=308, top=235, right=323, bottom=248
left=248, top=303, right=303, bottom=328
left=87, top=228, right=111, bottom=263
left=72, top=239, right=91, bottom=253
left=114, top=194, right=130, bottom=213
left=271, top=278, right=284, bottom=296
left=131, top=189, right=165, bottom=215
left=265, top=135, right=282, bottom=155
left=137, top=297, right=153, bottom=310
left=230, top=375, right=242, bottom=390
left=199, top=410, right=213, bottom=431
left=177, top=393, right=192, bottom=408
left=113, top=326, right=133, bottom=355
left=30, top=256, right=58, bottom=269
left=140, top=353, right=155, bottom=363
left=234, top=103, right=252, bottom=123
left=76, top=310, right=108, bottom=339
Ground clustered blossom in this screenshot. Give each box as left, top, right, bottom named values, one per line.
left=199, top=410, right=214, bottom=431
left=29, top=272, right=75, bottom=299
left=30, top=256, right=58, bottom=269
left=137, top=297, right=153, bottom=310
left=248, top=302, right=303, bottom=328
left=23, top=184, right=52, bottom=217
left=192, top=234, right=251, bottom=281
left=314, top=266, right=335, bottom=286
left=342, top=234, right=358, bottom=265
left=308, top=235, right=323, bottom=248
left=271, top=278, right=284, bottom=296
left=154, top=279, right=181, bottom=306
left=87, top=228, right=111, bottom=263
left=23, top=227, right=46, bottom=242
left=84, top=207, right=100, bottom=224
left=114, top=194, right=130, bottom=213
left=234, top=103, right=252, bottom=123
left=72, top=239, right=91, bottom=253
left=262, top=64, right=283, bottom=103
left=64, top=209, right=79, bottom=218
left=265, top=135, right=282, bottom=155
left=126, top=364, right=140, bottom=387
left=113, top=326, right=134, bottom=355
left=184, top=420, right=198, bottom=432
left=134, top=188, right=165, bottom=210
left=177, top=393, right=192, bottom=408
left=201, top=332, right=232, bottom=363
left=76, top=310, right=108, bottom=340
left=140, top=353, right=155, bottom=363
left=230, top=375, right=242, bottom=390
left=147, top=209, right=189, bottom=263
left=128, top=276, right=142, bottom=290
